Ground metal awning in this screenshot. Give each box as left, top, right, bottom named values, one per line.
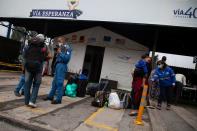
left=0, top=18, right=197, bottom=56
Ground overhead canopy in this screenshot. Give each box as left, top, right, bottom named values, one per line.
left=1, top=0, right=197, bottom=56
left=1, top=18, right=196, bottom=57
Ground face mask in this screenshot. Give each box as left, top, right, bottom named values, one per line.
left=58, top=43, right=63, bottom=46
left=158, top=64, right=163, bottom=69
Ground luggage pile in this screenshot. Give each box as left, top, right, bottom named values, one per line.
left=89, top=80, right=132, bottom=109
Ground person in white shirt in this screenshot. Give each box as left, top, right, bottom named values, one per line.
left=175, top=73, right=186, bottom=104
left=176, top=74, right=186, bottom=86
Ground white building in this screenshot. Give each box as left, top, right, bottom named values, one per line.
left=56, top=26, right=148, bottom=91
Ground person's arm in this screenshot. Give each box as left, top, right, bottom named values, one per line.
left=170, top=69, right=176, bottom=86
left=151, top=70, right=159, bottom=83
left=131, top=68, right=135, bottom=78
left=142, top=77, right=147, bottom=87
left=183, top=75, right=187, bottom=86
left=143, top=62, right=148, bottom=76
left=141, top=63, right=148, bottom=87
left=58, top=48, right=72, bottom=64
left=47, top=51, right=52, bottom=59
left=23, top=45, right=29, bottom=60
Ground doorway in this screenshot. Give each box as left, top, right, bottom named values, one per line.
left=82, top=45, right=105, bottom=83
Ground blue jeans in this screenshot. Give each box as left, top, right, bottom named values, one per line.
left=24, top=68, right=42, bottom=105
left=15, top=74, right=25, bottom=93
left=48, top=63, right=66, bottom=102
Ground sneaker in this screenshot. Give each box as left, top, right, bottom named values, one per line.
left=166, top=105, right=171, bottom=110
left=157, top=104, right=161, bottom=110
left=14, top=91, right=21, bottom=97
left=51, top=100, right=61, bottom=104
left=28, top=102, right=37, bottom=108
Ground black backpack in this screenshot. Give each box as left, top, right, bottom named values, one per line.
left=24, top=44, right=45, bottom=73
left=91, top=90, right=109, bottom=107
left=91, top=82, right=110, bottom=107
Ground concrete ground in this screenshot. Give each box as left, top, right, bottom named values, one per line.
left=0, top=72, right=150, bottom=131
left=148, top=100, right=197, bottom=131
left=1, top=72, right=197, bottom=131
left=0, top=121, right=30, bottom=131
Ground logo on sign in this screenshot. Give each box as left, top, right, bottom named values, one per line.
left=173, top=7, right=197, bottom=19
left=30, top=0, right=82, bottom=19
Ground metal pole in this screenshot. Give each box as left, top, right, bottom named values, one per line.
left=6, top=23, right=12, bottom=38
left=44, top=21, right=48, bottom=36
left=152, top=30, right=159, bottom=69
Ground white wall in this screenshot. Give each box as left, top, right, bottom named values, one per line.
left=100, top=47, right=146, bottom=91
left=58, top=27, right=148, bottom=90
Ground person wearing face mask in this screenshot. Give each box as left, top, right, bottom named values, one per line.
left=44, top=37, right=72, bottom=104
left=151, top=60, right=176, bottom=110
left=130, top=54, right=151, bottom=116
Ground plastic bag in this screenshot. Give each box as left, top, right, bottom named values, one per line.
left=65, top=83, right=78, bottom=97
left=108, top=92, right=121, bottom=109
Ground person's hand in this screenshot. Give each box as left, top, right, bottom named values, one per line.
left=57, top=48, right=61, bottom=53
left=67, top=47, right=72, bottom=53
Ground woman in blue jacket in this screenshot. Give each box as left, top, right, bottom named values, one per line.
left=152, top=60, right=176, bottom=110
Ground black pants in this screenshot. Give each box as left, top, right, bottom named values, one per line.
left=158, top=86, right=172, bottom=105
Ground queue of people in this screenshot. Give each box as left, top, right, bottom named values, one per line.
left=14, top=35, right=72, bottom=108
left=130, top=54, right=177, bottom=115
left=14, top=35, right=187, bottom=111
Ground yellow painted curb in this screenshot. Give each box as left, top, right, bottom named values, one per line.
left=84, top=108, right=118, bottom=131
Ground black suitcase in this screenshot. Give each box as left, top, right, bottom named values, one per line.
left=76, top=80, right=88, bottom=97
left=86, top=83, right=100, bottom=97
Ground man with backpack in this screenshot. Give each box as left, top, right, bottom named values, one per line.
left=44, top=37, right=72, bottom=104
left=23, top=34, right=47, bottom=108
